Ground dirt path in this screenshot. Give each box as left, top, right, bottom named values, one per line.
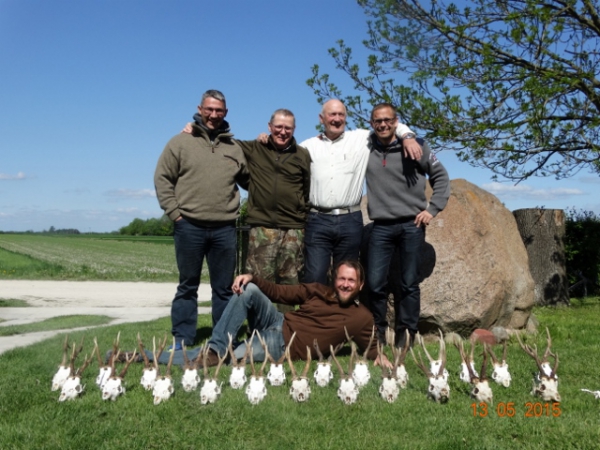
left=0, top=280, right=212, bottom=355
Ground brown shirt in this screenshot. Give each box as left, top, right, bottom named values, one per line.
left=253, top=277, right=377, bottom=360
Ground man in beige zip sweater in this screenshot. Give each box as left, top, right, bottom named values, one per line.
left=154, top=89, right=249, bottom=349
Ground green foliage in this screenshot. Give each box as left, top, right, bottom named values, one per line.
left=2, top=306, right=600, bottom=449
left=120, top=215, right=174, bottom=236
left=308, top=0, right=600, bottom=182
left=0, top=315, right=112, bottom=336
left=564, top=208, right=600, bottom=294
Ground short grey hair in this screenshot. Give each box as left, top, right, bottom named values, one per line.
left=269, top=108, right=295, bottom=127
left=200, top=89, right=226, bottom=107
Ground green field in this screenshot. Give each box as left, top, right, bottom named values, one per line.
left=0, top=234, right=183, bottom=282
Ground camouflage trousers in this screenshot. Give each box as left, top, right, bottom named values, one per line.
left=245, top=226, right=304, bottom=286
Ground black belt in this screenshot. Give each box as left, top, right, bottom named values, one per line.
left=310, top=205, right=362, bottom=216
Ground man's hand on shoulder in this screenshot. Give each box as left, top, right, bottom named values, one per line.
left=257, top=133, right=269, bottom=144
left=181, top=123, right=193, bottom=134
left=232, top=274, right=254, bottom=294
left=402, top=137, right=422, bottom=161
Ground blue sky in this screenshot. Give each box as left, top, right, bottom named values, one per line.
left=1, top=0, right=598, bottom=232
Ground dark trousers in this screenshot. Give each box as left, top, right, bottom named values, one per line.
left=302, top=211, right=363, bottom=284
left=172, top=218, right=236, bottom=345
left=367, top=220, right=424, bottom=343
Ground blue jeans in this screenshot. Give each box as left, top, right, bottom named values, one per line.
left=303, top=211, right=364, bottom=284
left=208, top=283, right=286, bottom=362
left=172, top=218, right=236, bottom=345
left=367, top=220, right=424, bottom=342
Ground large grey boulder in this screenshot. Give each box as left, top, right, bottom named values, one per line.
left=361, top=179, right=535, bottom=335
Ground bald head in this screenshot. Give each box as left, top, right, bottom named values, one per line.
left=319, top=99, right=347, bottom=140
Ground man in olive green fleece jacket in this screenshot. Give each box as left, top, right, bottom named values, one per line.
left=154, top=89, right=249, bottom=348
left=238, top=109, right=311, bottom=290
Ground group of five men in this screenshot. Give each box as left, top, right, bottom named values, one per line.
left=153, top=89, right=449, bottom=367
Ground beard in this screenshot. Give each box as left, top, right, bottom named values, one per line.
left=336, top=287, right=359, bottom=306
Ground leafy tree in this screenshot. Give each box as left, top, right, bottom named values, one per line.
left=308, top=0, right=600, bottom=181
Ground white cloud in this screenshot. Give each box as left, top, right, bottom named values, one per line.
left=578, top=176, right=600, bottom=184
left=64, top=188, right=91, bottom=195
left=104, top=188, right=156, bottom=200
left=0, top=171, right=26, bottom=180
left=482, top=182, right=585, bottom=200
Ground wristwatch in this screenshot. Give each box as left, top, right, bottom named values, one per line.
left=402, top=132, right=417, bottom=139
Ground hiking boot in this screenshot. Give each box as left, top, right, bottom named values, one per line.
left=200, top=348, right=221, bottom=368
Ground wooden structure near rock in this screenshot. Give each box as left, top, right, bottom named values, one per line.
left=513, top=208, right=569, bottom=306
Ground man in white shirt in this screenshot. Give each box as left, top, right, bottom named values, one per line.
left=300, top=99, right=421, bottom=284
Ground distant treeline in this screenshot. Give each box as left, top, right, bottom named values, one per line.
left=119, top=201, right=248, bottom=237
left=0, top=227, right=81, bottom=235
left=119, top=215, right=173, bottom=236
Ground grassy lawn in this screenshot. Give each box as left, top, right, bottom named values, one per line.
left=0, top=300, right=599, bottom=449
left=0, top=315, right=113, bottom=336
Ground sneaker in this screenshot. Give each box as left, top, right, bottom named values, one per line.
left=168, top=342, right=184, bottom=352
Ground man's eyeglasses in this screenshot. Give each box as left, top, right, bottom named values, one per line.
left=372, top=117, right=397, bottom=125
left=201, top=107, right=226, bottom=116
left=271, top=125, right=294, bottom=132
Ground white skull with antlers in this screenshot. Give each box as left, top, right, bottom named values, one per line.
left=245, top=331, right=269, bottom=405
left=137, top=334, right=158, bottom=391
left=58, top=337, right=93, bottom=402
left=330, top=343, right=359, bottom=405
left=152, top=336, right=176, bottom=405
left=51, top=335, right=72, bottom=392
left=286, top=335, right=312, bottom=402
left=199, top=345, right=228, bottom=405
left=312, top=339, right=334, bottom=388
left=411, top=330, right=450, bottom=403
left=228, top=334, right=249, bottom=390
left=517, top=328, right=560, bottom=403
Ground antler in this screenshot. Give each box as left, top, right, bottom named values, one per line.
left=60, top=335, right=71, bottom=367
left=362, top=326, right=376, bottom=360
left=165, top=337, right=176, bottom=378
left=118, top=349, right=138, bottom=379
left=182, top=340, right=195, bottom=370
left=286, top=345, right=297, bottom=379
left=255, top=331, right=268, bottom=376
left=410, top=347, right=433, bottom=378
left=137, top=333, right=152, bottom=368
left=437, top=330, right=447, bottom=377
left=516, top=333, right=546, bottom=375
left=154, top=334, right=168, bottom=374
left=330, top=344, right=347, bottom=378
left=397, top=330, right=410, bottom=366
left=69, top=336, right=85, bottom=375
left=378, top=341, right=393, bottom=377
left=480, top=344, right=489, bottom=381
left=456, top=340, right=479, bottom=382
left=93, top=337, right=105, bottom=367
left=76, top=351, right=95, bottom=377
left=313, top=339, right=325, bottom=362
